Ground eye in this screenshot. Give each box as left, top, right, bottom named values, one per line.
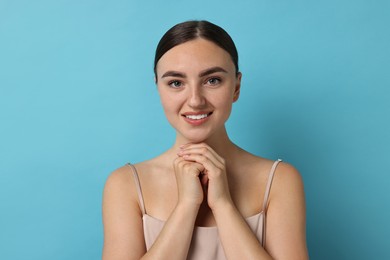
left=205, top=77, right=221, bottom=86
left=168, top=80, right=183, bottom=88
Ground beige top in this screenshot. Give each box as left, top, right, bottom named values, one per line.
left=128, top=159, right=282, bottom=260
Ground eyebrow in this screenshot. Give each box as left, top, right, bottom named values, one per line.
left=161, top=66, right=228, bottom=79
left=199, top=67, right=228, bottom=77
left=161, top=71, right=186, bottom=78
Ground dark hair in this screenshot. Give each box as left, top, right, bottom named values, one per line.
left=154, top=20, right=239, bottom=77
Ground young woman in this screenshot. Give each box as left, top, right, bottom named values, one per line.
left=102, top=20, right=308, bottom=260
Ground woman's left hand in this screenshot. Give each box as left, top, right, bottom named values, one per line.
left=177, top=143, right=233, bottom=210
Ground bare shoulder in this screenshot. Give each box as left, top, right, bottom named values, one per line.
left=102, top=164, right=142, bottom=226
left=103, top=160, right=155, bottom=214
left=104, top=160, right=155, bottom=196
left=264, top=161, right=308, bottom=259
left=271, top=161, right=304, bottom=198
left=105, top=164, right=132, bottom=187
left=103, top=164, right=137, bottom=205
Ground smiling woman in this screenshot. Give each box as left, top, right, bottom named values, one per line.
left=102, top=20, right=308, bottom=260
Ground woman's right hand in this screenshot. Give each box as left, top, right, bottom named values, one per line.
left=173, top=156, right=205, bottom=207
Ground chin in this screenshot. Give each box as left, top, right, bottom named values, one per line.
left=177, top=130, right=208, bottom=143
left=179, top=129, right=219, bottom=144
left=182, top=135, right=208, bottom=144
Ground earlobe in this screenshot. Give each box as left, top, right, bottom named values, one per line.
left=233, top=91, right=240, bottom=102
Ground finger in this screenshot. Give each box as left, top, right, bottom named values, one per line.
left=180, top=142, right=214, bottom=153
left=180, top=151, right=224, bottom=171
left=179, top=144, right=224, bottom=165
left=176, top=158, right=205, bottom=177
left=181, top=153, right=223, bottom=178
left=187, top=162, right=205, bottom=176
left=173, top=156, right=188, bottom=170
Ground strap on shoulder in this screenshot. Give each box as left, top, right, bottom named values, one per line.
left=261, top=159, right=282, bottom=212
left=127, top=163, right=146, bottom=215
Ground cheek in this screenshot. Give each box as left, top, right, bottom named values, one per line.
left=216, top=89, right=235, bottom=106
left=215, top=90, right=235, bottom=118
left=158, top=90, right=181, bottom=115
left=159, top=96, right=174, bottom=114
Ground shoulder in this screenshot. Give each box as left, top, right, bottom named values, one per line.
left=264, top=161, right=308, bottom=258
left=104, top=164, right=134, bottom=195
left=103, top=164, right=140, bottom=214
left=237, top=153, right=304, bottom=201
left=102, top=164, right=149, bottom=259
left=272, top=161, right=304, bottom=195
left=102, top=159, right=163, bottom=215
left=267, top=160, right=306, bottom=217
left=103, top=158, right=166, bottom=206
left=104, top=160, right=154, bottom=191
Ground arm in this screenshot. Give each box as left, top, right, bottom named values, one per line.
left=213, top=202, right=274, bottom=259
left=102, top=168, right=146, bottom=260
left=212, top=163, right=308, bottom=259
left=141, top=203, right=199, bottom=259
left=262, top=163, right=308, bottom=259
left=102, top=159, right=205, bottom=260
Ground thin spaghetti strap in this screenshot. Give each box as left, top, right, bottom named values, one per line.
left=261, top=159, right=282, bottom=212
left=127, top=163, right=146, bottom=215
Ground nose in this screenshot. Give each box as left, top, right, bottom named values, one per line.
left=187, top=85, right=206, bottom=108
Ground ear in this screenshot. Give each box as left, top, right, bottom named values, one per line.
left=233, top=72, right=242, bottom=102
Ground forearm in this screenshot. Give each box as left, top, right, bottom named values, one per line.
left=213, top=202, right=273, bottom=260
left=141, top=203, right=199, bottom=260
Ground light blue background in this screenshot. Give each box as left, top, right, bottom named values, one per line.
left=1, top=0, right=389, bottom=259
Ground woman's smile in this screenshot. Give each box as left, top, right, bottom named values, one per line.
left=182, top=111, right=213, bottom=126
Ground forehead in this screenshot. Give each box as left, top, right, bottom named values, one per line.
left=156, top=39, right=235, bottom=74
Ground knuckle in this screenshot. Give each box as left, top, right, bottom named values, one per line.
left=174, top=157, right=183, bottom=166
left=196, top=155, right=205, bottom=162
left=183, top=163, right=192, bottom=170
left=215, top=168, right=223, bottom=175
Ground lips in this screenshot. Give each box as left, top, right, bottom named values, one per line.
left=182, top=112, right=213, bottom=119
left=181, top=112, right=213, bottom=125
left=185, top=113, right=209, bottom=120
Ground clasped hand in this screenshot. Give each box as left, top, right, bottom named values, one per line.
left=174, top=143, right=232, bottom=210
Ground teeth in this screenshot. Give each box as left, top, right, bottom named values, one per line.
left=186, top=114, right=208, bottom=120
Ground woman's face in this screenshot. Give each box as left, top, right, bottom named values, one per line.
left=155, top=38, right=241, bottom=143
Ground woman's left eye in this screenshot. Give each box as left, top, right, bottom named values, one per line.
left=206, top=77, right=221, bottom=86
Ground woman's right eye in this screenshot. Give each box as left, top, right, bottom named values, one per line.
left=168, top=80, right=182, bottom=88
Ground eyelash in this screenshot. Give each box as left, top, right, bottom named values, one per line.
left=168, top=80, right=182, bottom=88
left=205, top=77, right=221, bottom=86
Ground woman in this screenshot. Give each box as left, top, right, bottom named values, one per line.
left=102, top=20, right=308, bottom=259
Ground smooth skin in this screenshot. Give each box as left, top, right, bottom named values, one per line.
left=102, top=39, right=308, bottom=259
